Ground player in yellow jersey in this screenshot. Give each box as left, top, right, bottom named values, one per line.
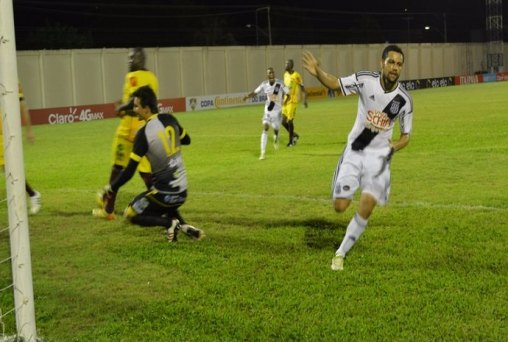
left=282, top=59, right=308, bottom=147
left=0, top=83, right=41, bottom=214
left=94, top=47, right=159, bottom=219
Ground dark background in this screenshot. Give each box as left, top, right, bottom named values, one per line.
left=12, top=0, right=507, bottom=50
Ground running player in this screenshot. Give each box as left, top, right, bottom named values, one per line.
left=303, top=45, right=413, bottom=271
left=282, top=59, right=307, bottom=147
left=243, top=67, right=289, bottom=160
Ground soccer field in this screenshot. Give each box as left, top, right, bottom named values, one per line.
left=1, top=82, right=507, bottom=340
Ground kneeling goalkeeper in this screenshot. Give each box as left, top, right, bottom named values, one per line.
left=95, top=85, right=204, bottom=242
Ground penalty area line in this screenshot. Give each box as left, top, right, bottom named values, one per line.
left=192, top=191, right=508, bottom=212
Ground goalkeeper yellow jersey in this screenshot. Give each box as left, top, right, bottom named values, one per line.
left=284, top=71, right=304, bottom=104
left=116, top=70, right=159, bottom=142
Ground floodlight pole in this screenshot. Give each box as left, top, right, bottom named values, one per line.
left=256, top=6, right=272, bottom=45
left=443, top=13, right=448, bottom=43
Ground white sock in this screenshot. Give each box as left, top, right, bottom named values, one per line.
left=261, top=131, right=268, bottom=154
left=336, top=213, right=368, bottom=257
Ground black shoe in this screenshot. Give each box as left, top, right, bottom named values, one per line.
left=181, top=224, right=205, bottom=240
left=292, top=134, right=300, bottom=145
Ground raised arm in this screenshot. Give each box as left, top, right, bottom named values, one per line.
left=302, top=50, right=341, bottom=92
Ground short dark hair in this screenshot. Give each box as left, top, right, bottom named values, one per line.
left=382, top=45, right=404, bottom=62
left=132, top=47, right=146, bottom=63
left=132, top=85, right=158, bottom=113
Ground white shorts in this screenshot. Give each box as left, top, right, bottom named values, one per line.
left=331, top=145, right=392, bottom=206
left=262, top=111, right=282, bottom=130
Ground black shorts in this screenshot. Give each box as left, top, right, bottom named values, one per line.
left=129, top=189, right=187, bottom=216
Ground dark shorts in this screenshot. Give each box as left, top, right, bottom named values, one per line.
left=127, top=189, right=187, bottom=217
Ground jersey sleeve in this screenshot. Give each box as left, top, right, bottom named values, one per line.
left=339, top=73, right=360, bottom=96
left=149, top=72, right=159, bottom=96
left=177, top=119, right=190, bottom=145
left=131, top=126, right=149, bottom=162
left=254, top=82, right=264, bottom=94
left=122, top=75, right=131, bottom=103
left=294, top=72, right=303, bottom=86
left=399, top=96, right=413, bottom=135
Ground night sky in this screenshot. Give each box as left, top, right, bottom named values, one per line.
left=12, top=0, right=507, bottom=50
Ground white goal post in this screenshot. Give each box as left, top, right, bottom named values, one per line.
left=0, top=0, right=37, bottom=340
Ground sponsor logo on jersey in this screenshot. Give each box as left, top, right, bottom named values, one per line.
left=365, top=110, right=390, bottom=132
left=129, top=76, right=138, bottom=87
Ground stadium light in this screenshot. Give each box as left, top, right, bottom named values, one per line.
left=425, top=13, right=448, bottom=43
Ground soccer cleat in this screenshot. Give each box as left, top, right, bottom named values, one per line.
left=331, top=254, right=344, bottom=271
left=92, top=208, right=116, bottom=221
left=29, top=191, right=41, bottom=215
left=180, top=224, right=205, bottom=240
left=167, top=219, right=180, bottom=242
left=286, top=142, right=294, bottom=147
left=96, top=190, right=105, bottom=207
left=292, top=133, right=300, bottom=146
left=259, top=153, right=265, bottom=160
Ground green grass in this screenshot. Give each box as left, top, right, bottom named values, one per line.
left=1, top=82, right=507, bottom=341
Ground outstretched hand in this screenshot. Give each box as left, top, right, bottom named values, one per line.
left=302, top=50, right=319, bottom=76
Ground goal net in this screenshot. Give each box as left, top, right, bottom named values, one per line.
left=0, top=0, right=37, bottom=341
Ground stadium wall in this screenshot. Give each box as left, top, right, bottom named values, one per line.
left=15, top=42, right=507, bottom=124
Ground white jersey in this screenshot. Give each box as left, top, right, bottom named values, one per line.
left=254, top=79, right=289, bottom=115
left=339, top=71, right=413, bottom=151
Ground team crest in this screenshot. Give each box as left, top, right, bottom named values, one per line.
left=389, top=100, right=400, bottom=114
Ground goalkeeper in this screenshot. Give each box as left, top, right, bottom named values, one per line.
left=95, top=86, right=204, bottom=242
left=303, top=45, right=413, bottom=271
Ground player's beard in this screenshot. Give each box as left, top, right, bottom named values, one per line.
left=382, top=72, right=399, bottom=91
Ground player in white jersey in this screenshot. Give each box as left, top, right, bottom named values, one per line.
left=303, top=45, right=413, bottom=271
left=243, top=67, right=290, bottom=160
